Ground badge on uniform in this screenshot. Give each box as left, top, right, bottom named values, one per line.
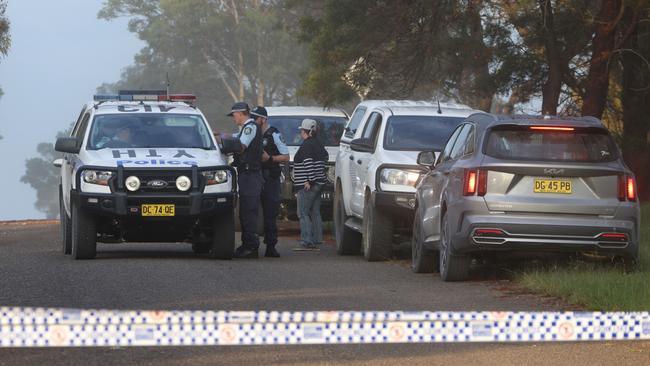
left=243, top=127, right=252, bottom=135
left=263, top=138, right=268, bottom=146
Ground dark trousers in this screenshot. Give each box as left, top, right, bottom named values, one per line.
left=238, top=170, right=263, bottom=250
left=261, top=170, right=281, bottom=247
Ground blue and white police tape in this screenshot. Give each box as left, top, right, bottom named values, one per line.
left=1, top=307, right=650, bottom=347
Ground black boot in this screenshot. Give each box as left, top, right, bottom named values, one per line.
left=234, top=245, right=258, bottom=259
left=265, top=246, right=280, bottom=258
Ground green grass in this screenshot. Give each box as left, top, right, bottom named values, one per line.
left=517, top=204, right=650, bottom=311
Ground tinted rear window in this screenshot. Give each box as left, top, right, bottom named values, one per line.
left=383, top=116, right=464, bottom=151
left=485, top=127, right=618, bottom=162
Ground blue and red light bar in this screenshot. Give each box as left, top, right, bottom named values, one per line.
left=94, top=90, right=196, bottom=104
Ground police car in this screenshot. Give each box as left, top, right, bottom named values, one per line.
left=54, top=90, right=236, bottom=259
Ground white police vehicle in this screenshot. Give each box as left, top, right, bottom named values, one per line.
left=54, top=91, right=236, bottom=259
left=333, top=100, right=480, bottom=261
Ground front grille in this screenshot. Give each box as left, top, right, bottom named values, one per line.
left=116, top=169, right=197, bottom=194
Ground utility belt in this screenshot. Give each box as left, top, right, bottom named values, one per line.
left=235, top=162, right=261, bottom=173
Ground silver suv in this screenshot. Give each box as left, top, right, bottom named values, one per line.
left=412, top=114, right=640, bottom=281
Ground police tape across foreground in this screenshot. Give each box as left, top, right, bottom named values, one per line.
left=1, top=307, right=650, bottom=347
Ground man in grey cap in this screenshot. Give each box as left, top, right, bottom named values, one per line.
left=217, top=102, right=264, bottom=258
left=251, top=106, right=289, bottom=257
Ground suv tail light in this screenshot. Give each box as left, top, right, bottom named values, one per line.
left=618, top=175, right=637, bottom=202
left=463, top=169, right=487, bottom=197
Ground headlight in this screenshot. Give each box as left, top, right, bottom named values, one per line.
left=176, top=175, right=192, bottom=191
left=202, top=170, right=229, bottom=185
left=379, top=168, right=420, bottom=192
left=82, top=170, right=113, bottom=186
left=125, top=176, right=141, bottom=192
left=327, top=165, right=335, bottom=183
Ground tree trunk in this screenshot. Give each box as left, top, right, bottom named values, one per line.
left=581, top=0, right=621, bottom=118
left=538, top=0, right=562, bottom=115
left=621, top=8, right=650, bottom=200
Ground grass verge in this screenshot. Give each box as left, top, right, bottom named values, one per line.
left=517, top=203, right=649, bottom=311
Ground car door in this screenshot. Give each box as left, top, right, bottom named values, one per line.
left=442, top=124, right=474, bottom=232
left=420, top=124, right=467, bottom=241
left=338, top=106, right=367, bottom=212
left=63, top=110, right=91, bottom=212
left=350, top=111, right=383, bottom=216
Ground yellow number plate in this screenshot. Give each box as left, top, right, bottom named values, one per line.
left=534, top=179, right=572, bottom=194
left=141, top=204, right=175, bottom=217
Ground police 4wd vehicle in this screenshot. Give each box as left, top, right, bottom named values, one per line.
left=334, top=100, right=479, bottom=261
left=266, top=106, right=348, bottom=220
left=54, top=91, right=236, bottom=260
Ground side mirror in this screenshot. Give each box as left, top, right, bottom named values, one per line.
left=55, top=137, right=80, bottom=154
left=53, top=158, right=64, bottom=168
left=350, top=138, right=373, bottom=153
left=417, top=151, right=436, bottom=167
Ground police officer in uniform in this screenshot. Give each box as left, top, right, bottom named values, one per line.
left=218, top=102, right=264, bottom=258
left=250, top=106, right=289, bottom=257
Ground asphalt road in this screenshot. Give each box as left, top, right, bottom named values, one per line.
left=1, top=221, right=649, bottom=365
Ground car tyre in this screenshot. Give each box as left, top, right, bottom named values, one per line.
left=71, top=200, right=97, bottom=260
left=439, top=211, right=470, bottom=281
left=411, top=205, right=438, bottom=273
left=362, top=195, right=393, bottom=261
left=59, top=187, right=72, bottom=255
left=209, top=212, right=235, bottom=259
left=334, top=185, right=361, bottom=255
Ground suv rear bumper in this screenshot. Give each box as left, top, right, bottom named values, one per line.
left=72, top=191, right=235, bottom=218
left=451, top=212, right=639, bottom=259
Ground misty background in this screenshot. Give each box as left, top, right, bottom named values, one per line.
left=0, top=0, right=142, bottom=219
left=0, top=0, right=648, bottom=220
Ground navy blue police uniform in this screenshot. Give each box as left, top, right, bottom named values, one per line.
left=223, top=102, right=264, bottom=258
left=251, top=106, right=290, bottom=257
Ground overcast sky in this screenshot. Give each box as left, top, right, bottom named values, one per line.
left=0, top=0, right=143, bottom=220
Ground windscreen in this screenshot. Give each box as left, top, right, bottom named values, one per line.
left=269, top=116, right=347, bottom=146
left=87, top=114, right=215, bottom=150
left=485, top=126, right=618, bottom=162
left=383, top=116, right=464, bottom=151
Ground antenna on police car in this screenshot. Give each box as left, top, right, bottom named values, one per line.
left=437, top=100, right=442, bottom=114
left=166, top=72, right=171, bottom=96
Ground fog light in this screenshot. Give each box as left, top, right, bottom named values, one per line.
left=176, top=175, right=191, bottom=191
left=125, top=176, right=141, bottom=192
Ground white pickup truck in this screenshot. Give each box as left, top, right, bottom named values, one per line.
left=333, top=100, right=479, bottom=261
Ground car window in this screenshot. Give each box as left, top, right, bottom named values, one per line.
left=361, top=112, right=382, bottom=140
left=269, top=115, right=346, bottom=146
left=450, top=124, right=471, bottom=160
left=87, top=113, right=215, bottom=150
left=484, top=126, right=618, bottom=162
left=383, top=115, right=464, bottom=151
left=70, top=106, right=87, bottom=137
left=438, top=125, right=464, bottom=163
left=73, top=112, right=91, bottom=140
left=345, top=106, right=366, bottom=138
left=463, top=125, right=476, bottom=156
